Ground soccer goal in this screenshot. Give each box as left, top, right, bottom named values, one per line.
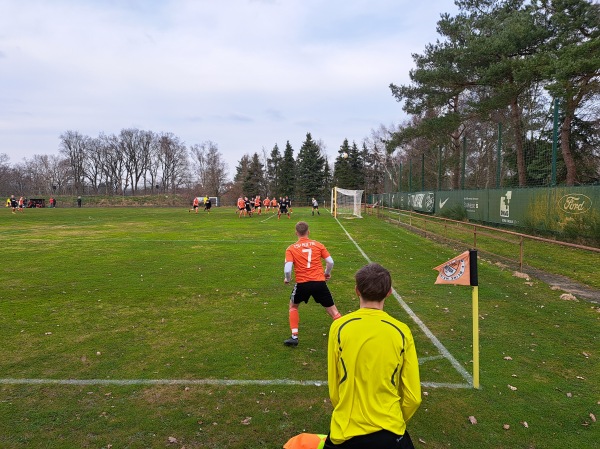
left=331, top=187, right=364, bottom=218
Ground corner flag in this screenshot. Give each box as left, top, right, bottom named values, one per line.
left=433, top=250, right=471, bottom=286
left=433, top=249, right=480, bottom=388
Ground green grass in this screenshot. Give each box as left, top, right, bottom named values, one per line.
left=0, top=207, right=598, bottom=448
left=374, top=207, right=600, bottom=289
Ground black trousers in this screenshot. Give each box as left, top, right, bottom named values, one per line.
left=324, top=430, right=415, bottom=449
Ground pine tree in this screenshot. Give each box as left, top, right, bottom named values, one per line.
left=295, top=133, right=327, bottom=204
left=333, top=139, right=354, bottom=188
left=266, top=143, right=282, bottom=196
left=243, top=153, right=265, bottom=197
left=279, top=141, right=296, bottom=198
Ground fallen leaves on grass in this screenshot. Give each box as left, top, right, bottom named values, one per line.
left=560, top=293, right=578, bottom=301
left=468, top=416, right=478, bottom=425
left=508, top=385, right=518, bottom=391
left=241, top=417, right=252, bottom=425
left=503, top=424, right=510, bottom=430
left=521, top=421, right=529, bottom=428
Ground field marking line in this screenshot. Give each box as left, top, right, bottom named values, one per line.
left=334, top=217, right=474, bottom=386
left=260, top=213, right=277, bottom=223
left=0, top=378, right=470, bottom=389
left=0, top=378, right=325, bottom=387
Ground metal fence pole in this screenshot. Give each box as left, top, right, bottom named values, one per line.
left=552, top=98, right=559, bottom=187
left=496, top=123, right=502, bottom=189
left=461, top=136, right=467, bottom=190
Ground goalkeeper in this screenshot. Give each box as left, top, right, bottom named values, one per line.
left=283, top=221, right=342, bottom=346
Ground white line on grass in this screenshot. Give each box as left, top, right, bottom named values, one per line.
left=0, top=378, right=470, bottom=389
left=260, top=213, right=277, bottom=223
left=334, top=217, right=474, bottom=387
left=0, top=378, right=325, bottom=387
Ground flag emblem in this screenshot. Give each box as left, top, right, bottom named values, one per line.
left=433, top=250, right=471, bottom=286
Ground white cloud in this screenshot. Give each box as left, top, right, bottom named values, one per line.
left=0, top=0, right=457, bottom=172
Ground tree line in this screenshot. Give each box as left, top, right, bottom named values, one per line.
left=0, top=129, right=229, bottom=199
left=0, top=128, right=392, bottom=205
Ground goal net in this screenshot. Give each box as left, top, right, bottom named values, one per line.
left=332, top=187, right=364, bottom=218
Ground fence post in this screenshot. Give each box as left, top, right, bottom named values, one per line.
left=462, top=136, right=467, bottom=190
left=409, top=160, right=413, bottom=193
left=437, top=147, right=442, bottom=191
left=520, top=236, right=524, bottom=272
left=496, top=123, right=502, bottom=188
left=551, top=98, right=559, bottom=187
left=421, top=154, right=425, bottom=191
left=398, top=162, right=402, bottom=192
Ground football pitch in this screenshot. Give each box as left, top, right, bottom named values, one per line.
left=0, top=206, right=597, bottom=448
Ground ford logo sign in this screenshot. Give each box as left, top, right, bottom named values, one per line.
left=558, top=194, right=592, bottom=215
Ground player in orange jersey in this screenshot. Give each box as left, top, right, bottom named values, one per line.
left=263, top=196, right=271, bottom=212
left=254, top=195, right=261, bottom=215
left=283, top=221, right=341, bottom=346
left=189, top=197, right=199, bottom=213
left=270, top=197, right=277, bottom=213
left=237, top=197, right=246, bottom=217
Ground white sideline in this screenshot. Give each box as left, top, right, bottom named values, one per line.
left=334, top=217, right=474, bottom=387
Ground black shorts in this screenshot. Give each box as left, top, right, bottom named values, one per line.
left=206, top=203, right=211, bottom=209
left=324, top=430, right=414, bottom=449
left=279, top=207, right=288, bottom=213
left=290, top=281, right=334, bottom=308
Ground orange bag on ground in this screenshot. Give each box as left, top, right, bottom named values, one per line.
left=283, top=433, right=327, bottom=449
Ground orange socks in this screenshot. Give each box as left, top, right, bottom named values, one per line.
left=289, top=308, right=299, bottom=336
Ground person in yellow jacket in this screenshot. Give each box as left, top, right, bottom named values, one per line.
left=325, top=263, right=422, bottom=448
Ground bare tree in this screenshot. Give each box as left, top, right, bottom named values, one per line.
left=59, top=130, right=89, bottom=194
left=157, top=133, right=189, bottom=192
left=99, top=133, right=125, bottom=194
left=189, top=141, right=229, bottom=196
left=120, top=128, right=153, bottom=194
left=85, top=137, right=106, bottom=193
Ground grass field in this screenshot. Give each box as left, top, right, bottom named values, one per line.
left=0, top=206, right=598, bottom=448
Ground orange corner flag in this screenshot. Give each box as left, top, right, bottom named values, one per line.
left=433, top=250, right=471, bottom=286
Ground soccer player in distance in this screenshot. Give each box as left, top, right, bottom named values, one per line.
left=283, top=221, right=341, bottom=346
left=325, top=263, right=421, bottom=448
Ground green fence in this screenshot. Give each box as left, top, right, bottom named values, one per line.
left=371, top=185, right=600, bottom=241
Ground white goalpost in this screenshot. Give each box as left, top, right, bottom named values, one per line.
left=331, top=187, right=364, bottom=218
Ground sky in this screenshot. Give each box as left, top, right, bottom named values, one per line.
left=0, top=0, right=458, bottom=176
